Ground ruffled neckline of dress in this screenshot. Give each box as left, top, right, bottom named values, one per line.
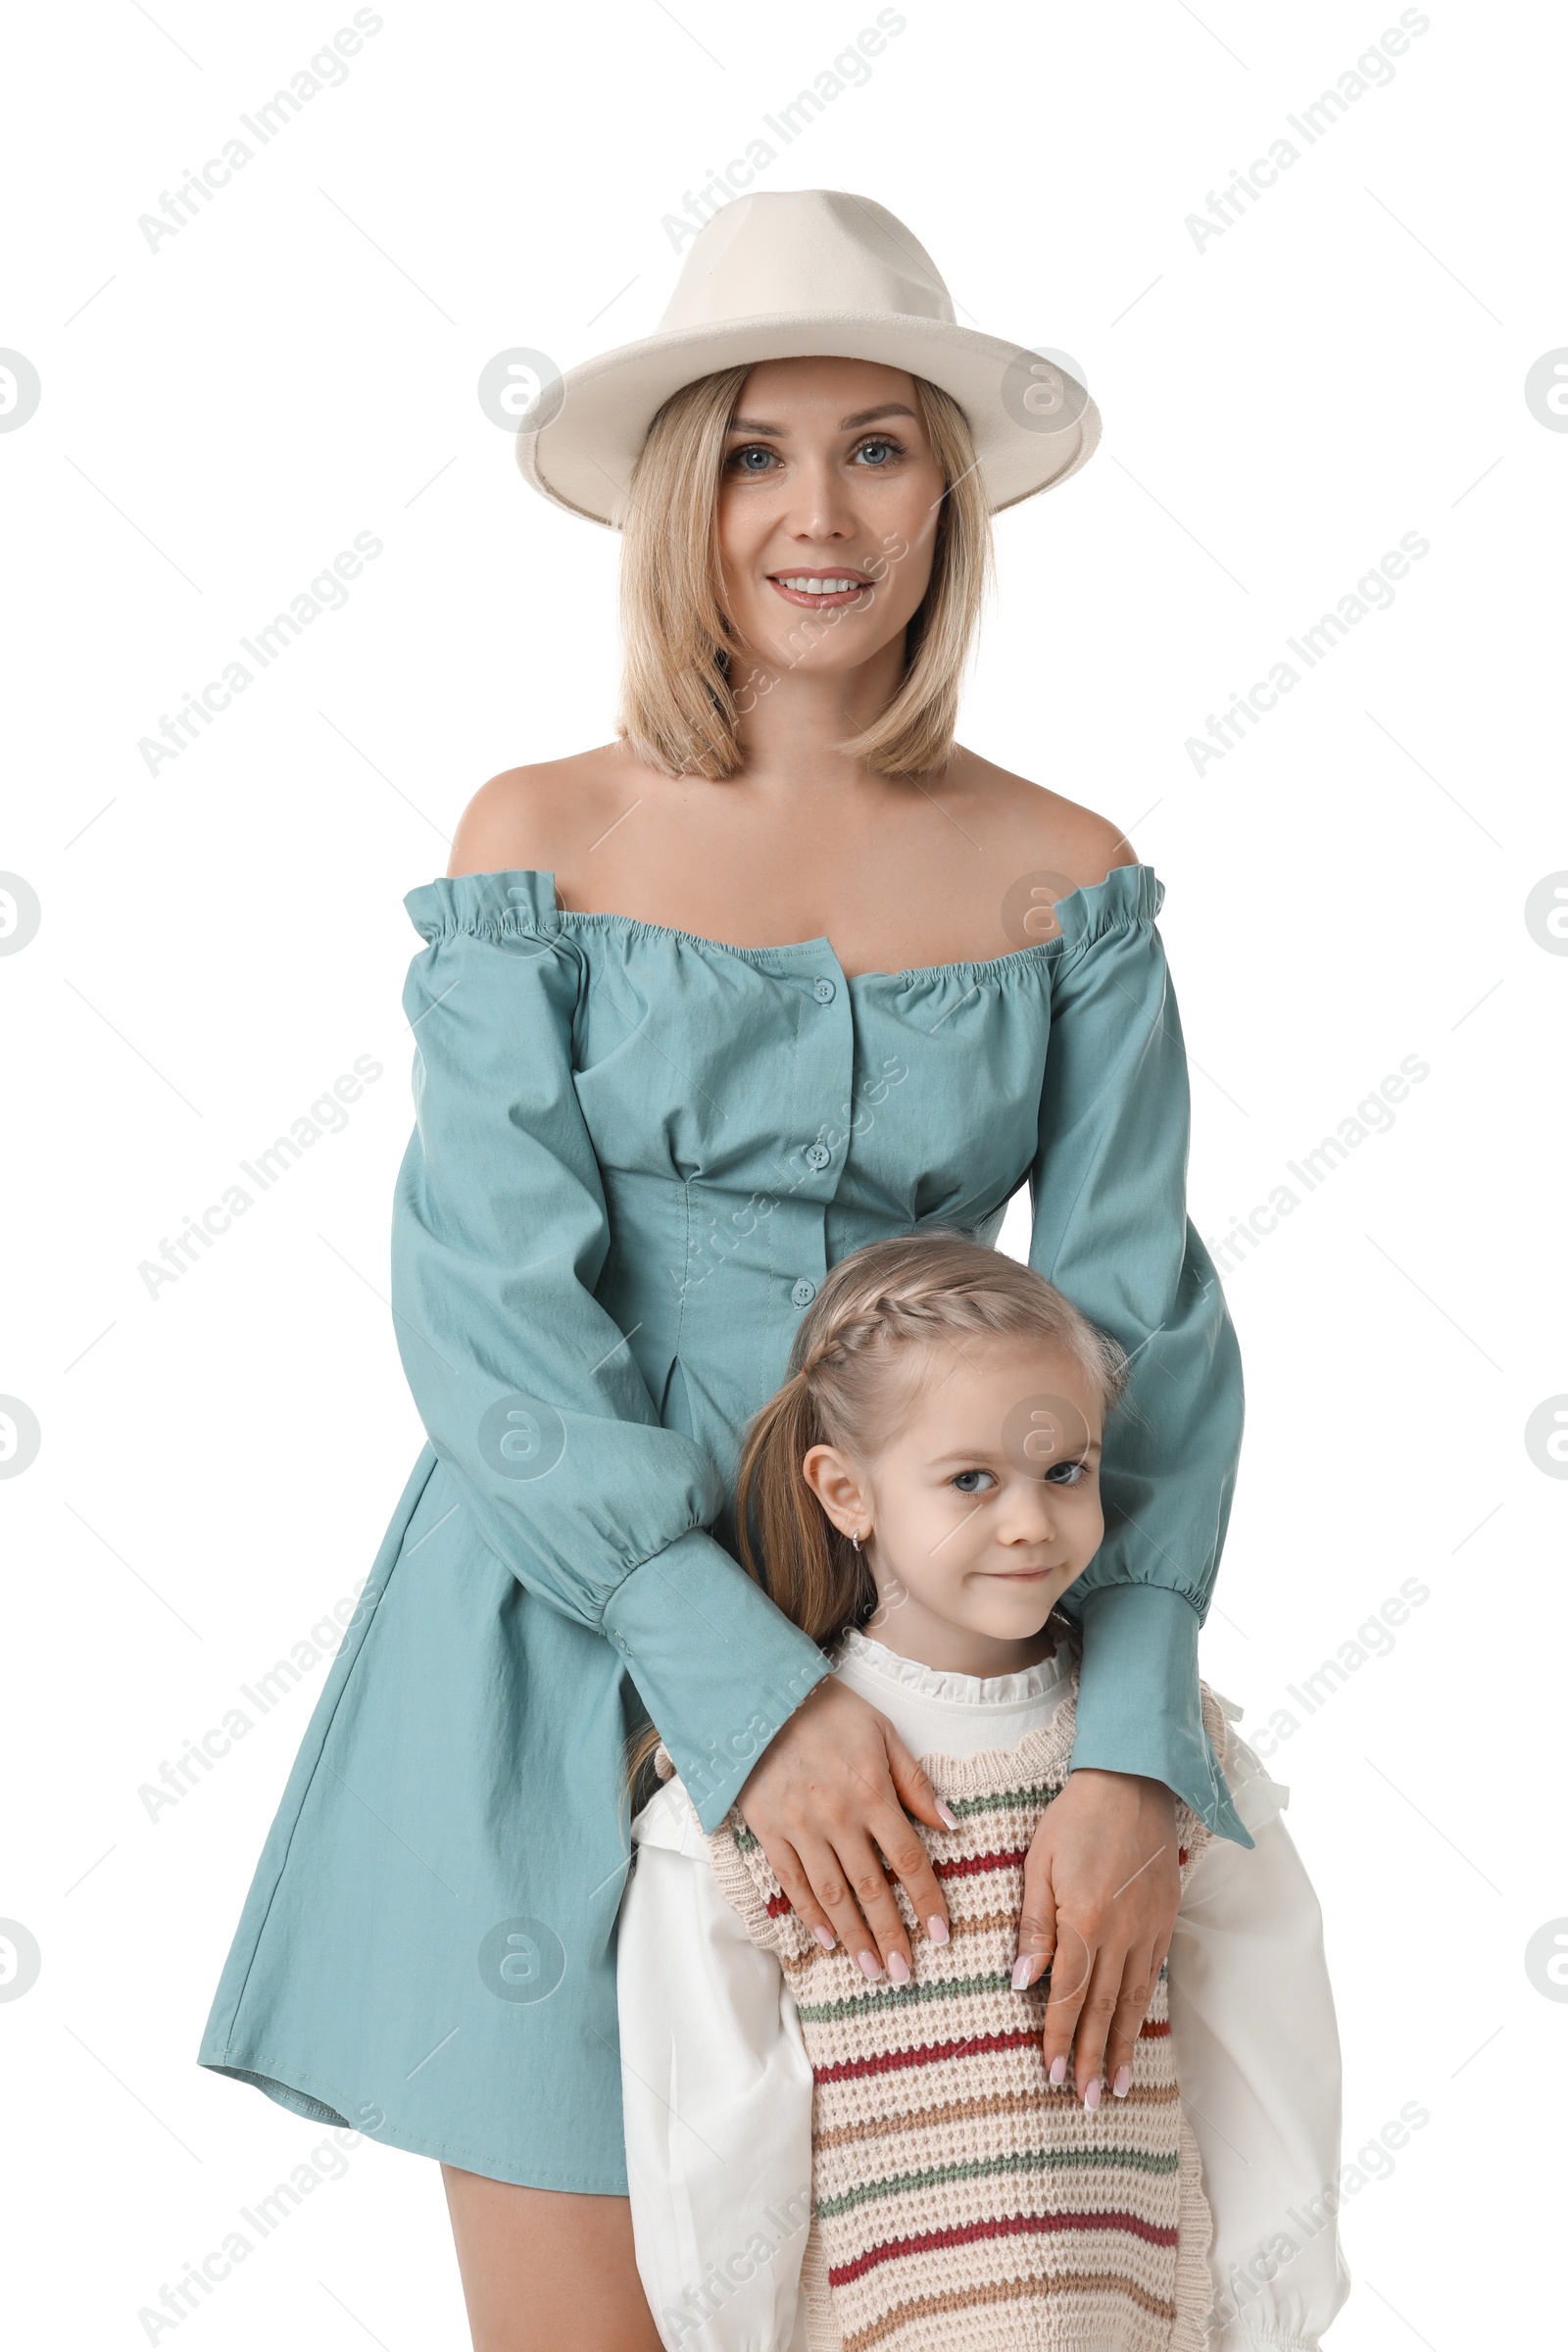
left=832, top=1625, right=1070, bottom=1708
left=403, top=862, right=1164, bottom=985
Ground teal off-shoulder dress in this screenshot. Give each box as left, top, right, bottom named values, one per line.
left=197, top=862, right=1246, bottom=2192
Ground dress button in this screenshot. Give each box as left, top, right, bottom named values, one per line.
left=791, top=1278, right=817, bottom=1309
left=812, top=978, right=836, bottom=1004
left=804, top=1142, right=831, bottom=1171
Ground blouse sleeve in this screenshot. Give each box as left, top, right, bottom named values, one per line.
left=1028, top=870, right=1250, bottom=1844
left=617, top=1787, right=814, bottom=2352
left=1167, top=1728, right=1350, bottom=2347
left=391, top=872, right=831, bottom=1833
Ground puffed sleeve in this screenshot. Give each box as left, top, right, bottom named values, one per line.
left=1028, top=869, right=1250, bottom=1842
left=617, top=1784, right=814, bottom=2352
left=392, top=872, right=831, bottom=1832
left=1166, top=1713, right=1350, bottom=2348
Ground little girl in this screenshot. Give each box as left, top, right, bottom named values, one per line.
left=617, top=1233, right=1347, bottom=2352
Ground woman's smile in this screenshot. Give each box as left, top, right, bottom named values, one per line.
left=765, top=568, right=874, bottom=609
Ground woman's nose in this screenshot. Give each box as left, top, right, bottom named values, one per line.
left=782, top=456, right=858, bottom=540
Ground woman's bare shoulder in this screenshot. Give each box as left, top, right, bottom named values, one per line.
left=446, top=743, right=639, bottom=879
left=948, top=747, right=1141, bottom=887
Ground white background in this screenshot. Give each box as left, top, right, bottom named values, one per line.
left=2, top=0, right=1563, bottom=2343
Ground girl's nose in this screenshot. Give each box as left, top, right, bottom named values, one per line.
left=1000, top=1486, right=1060, bottom=1545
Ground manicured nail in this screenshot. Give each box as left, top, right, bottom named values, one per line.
left=1011, top=1956, right=1035, bottom=1991
left=927, top=1915, right=950, bottom=1946
left=1049, top=2055, right=1068, bottom=2086
left=888, top=1952, right=910, bottom=1984
left=1083, top=2078, right=1102, bottom=2112
left=1112, top=2065, right=1132, bottom=2099
left=858, top=1950, right=882, bottom=1980
left=935, top=1800, right=958, bottom=1829
left=813, top=1925, right=836, bottom=1950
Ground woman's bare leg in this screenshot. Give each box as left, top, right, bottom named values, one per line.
left=441, top=2167, right=664, bottom=2352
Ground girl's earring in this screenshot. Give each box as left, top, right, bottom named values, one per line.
left=850, top=1526, right=864, bottom=1551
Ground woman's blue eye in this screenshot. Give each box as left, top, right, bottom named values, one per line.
left=853, top=436, right=901, bottom=466
left=952, top=1469, right=995, bottom=1494
left=729, top=444, right=776, bottom=471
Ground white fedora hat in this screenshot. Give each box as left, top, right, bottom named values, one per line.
left=515, top=189, right=1101, bottom=529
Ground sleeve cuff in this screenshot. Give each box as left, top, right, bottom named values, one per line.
left=1068, top=1583, right=1252, bottom=1847
left=602, top=1528, right=833, bottom=1834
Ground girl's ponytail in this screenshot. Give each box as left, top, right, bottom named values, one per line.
left=735, top=1370, right=873, bottom=1647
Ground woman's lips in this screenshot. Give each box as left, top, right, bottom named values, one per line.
left=766, top=574, right=871, bottom=610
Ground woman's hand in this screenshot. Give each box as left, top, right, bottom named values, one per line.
left=1013, top=1768, right=1181, bottom=2106
left=736, top=1678, right=955, bottom=1982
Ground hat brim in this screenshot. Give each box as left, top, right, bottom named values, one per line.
left=514, top=312, right=1101, bottom=529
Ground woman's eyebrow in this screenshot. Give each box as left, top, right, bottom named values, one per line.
left=725, top=403, right=918, bottom=437
left=840, top=402, right=917, bottom=429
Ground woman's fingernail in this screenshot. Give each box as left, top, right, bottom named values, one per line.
left=888, top=1952, right=910, bottom=1984
left=1112, top=2065, right=1132, bottom=2098
left=1049, top=2055, right=1068, bottom=2086
left=858, top=1950, right=882, bottom=1980
left=1011, top=1956, right=1034, bottom=1991
left=814, top=1925, right=836, bottom=1950
left=935, top=1800, right=958, bottom=1829
left=927, top=1915, right=950, bottom=1946
left=1083, top=2078, right=1102, bottom=2112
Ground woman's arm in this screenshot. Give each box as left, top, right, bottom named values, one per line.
left=617, top=1792, right=814, bottom=2352
left=392, top=871, right=833, bottom=1829
left=394, top=869, right=952, bottom=1968
left=1016, top=864, right=1248, bottom=2098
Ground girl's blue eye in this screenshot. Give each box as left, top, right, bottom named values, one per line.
left=952, top=1468, right=995, bottom=1494
left=1044, top=1460, right=1088, bottom=1488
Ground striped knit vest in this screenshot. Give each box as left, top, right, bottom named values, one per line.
left=702, top=1677, right=1227, bottom=2352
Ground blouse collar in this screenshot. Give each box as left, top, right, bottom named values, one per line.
left=832, top=1625, right=1069, bottom=1709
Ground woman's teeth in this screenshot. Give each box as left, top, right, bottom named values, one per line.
left=775, top=576, right=861, bottom=593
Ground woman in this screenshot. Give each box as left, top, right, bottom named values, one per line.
left=198, top=190, right=1247, bottom=2351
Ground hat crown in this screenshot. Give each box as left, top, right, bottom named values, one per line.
left=660, top=189, right=957, bottom=333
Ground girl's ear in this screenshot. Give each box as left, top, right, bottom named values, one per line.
left=801, top=1443, right=871, bottom=1540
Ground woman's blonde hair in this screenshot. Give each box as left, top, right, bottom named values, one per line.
left=736, top=1231, right=1128, bottom=1648
left=615, top=366, right=994, bottom=781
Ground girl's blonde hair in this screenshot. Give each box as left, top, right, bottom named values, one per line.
left=624, top=1231, right=1126, bottom=1804
left=615, top=366, right=994, bottom=781
left=735, top=1232, right=1129, bottom=1648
